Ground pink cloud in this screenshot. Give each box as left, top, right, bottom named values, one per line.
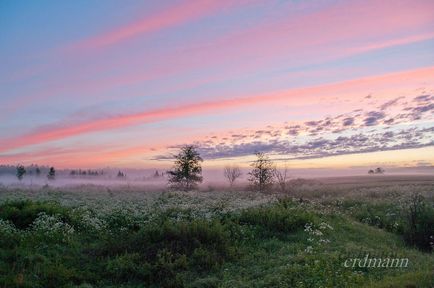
left=1, top=66, right=433, bottom=155
left=70, top=0, right=248, bottom=51
left=5, top=0, right=434, bottom=120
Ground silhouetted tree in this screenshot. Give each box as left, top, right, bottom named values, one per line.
left=368, top=169, right=375, bottom=174
left=117, top=171, right=126, bottom=178
left=16, top=165, right=26, bottom=181
left=375, top=167, right=385, bottom=174
left=274, top=163, right=291, bottom=193
left=248, top=152, right=275, bottom=193
left=167, top=145, right=203, bottom=191
left=223, top=166, right=242, bottom=188
left=47, top=167, right=56, bottom=180
left=35, top=167, right=41, bottom=176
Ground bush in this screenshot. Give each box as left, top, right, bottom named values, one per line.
left=0, top=200, right=71, bottom=229
left=94, top=218, right=235, bottom=287
left=238, top=199, right=316, bottom=235
left=348, top=202, right=404, bottom=233
left=402, top=193, right=434, bottom=252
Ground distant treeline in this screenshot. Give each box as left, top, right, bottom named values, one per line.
left=0, top=164, right=48, bottom=176
left=70, top=169, right=104, bottom=176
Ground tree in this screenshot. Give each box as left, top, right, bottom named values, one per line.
left=248, top=152, right=275, bottom=193
left=274, top=163, right=291, bottom=193
left=368, top=169, right=375, bottom=174
left=47, top=167, right=56, bottom=180
left=167, top=145, right=203, bottom=191
left=375, top=167, right=385, bottom=174
left=117, top=171, right=125, bottom=178
left=35, top=167, right=41, bottom=176
left=16, top=165, right=26, bottom=181
left=223, top=166, right=242, bottom=188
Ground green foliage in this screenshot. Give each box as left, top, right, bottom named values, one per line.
left=346, top=201, right=404, bottom=233
left=168, top=145, right=203, bottom=191
left=0, top=200, right=71, bottom=229
left=0, top=197, right=432, bottom=288
left=344, top=194, right=434, bottom=252
left=238, top=199, right=316, bottom=235
left=402, top=193, right=434, bottom=252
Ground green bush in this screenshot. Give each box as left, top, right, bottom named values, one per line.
left=348, top=202, right=404, bottom=233
left=0, top=200, right=71, bottom=229
left=238, top=200, right=316, bottom=235
left=402, top=193, right=434, bottom=252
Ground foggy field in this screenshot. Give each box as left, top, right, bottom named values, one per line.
left=0, top=175, right=433, bottom=288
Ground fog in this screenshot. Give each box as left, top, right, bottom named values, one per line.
left=0, top=166, right=432, bottom=190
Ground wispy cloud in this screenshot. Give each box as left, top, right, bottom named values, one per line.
left=156, top=93, right=434, bottom=161
left=2, top=67, right=432, bottom=154
left=69, top=1, right=248, bottom=51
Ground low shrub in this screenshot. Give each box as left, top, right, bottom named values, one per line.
left=402, top=193, right=434, bottom=252
left=238, top=199, right=316, bottom=235
left=0, top=200, right=71, bottom=229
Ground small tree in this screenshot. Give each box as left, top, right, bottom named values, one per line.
left=47, top=167, right=56, bottom=180
left=223, top=166, right=242, bottom=188
left=375, top=167, right=385, bottom=174
left=35, top=167, right=41, bottom=176
left=16, top=165, right=26, bottom=181
left=167, top=145, right=203, bottom=191
left=248, top=152, right=275, bottom=193
left=274, top=163, right=291, bottom=193
left=368, top=169, right=375, bottom=174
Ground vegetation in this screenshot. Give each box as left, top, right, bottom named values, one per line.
left=248, top=152, right=275, bottom=193
left=368, top=167, right=385, bottom=174
left=16, top=165, right=26, bottom=181
left=274, top=164, right=291, bottom=193
left=223, top=166, right=242, bottom=188
left=117, top=171, right=126, bottom=178
left=0, top=181, right=432, bottom=288
left=168, top=146, right=203, bottom=191
left=47, top=167, right=56, bottom=180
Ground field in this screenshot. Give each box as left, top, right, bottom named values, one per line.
left=0, top=175, right=433, bottom=288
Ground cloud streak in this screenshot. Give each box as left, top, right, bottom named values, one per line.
left=1, top=66, right=433, bottom=154
left=70, top=1, right=248, bottom=51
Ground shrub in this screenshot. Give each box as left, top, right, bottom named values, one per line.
left=402, top=193, right=434, bottom=252
left=238, top=200, right=316, bottom=235
left=0, top=200, right=71, bottom=229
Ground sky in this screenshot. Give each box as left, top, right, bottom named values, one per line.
left=1, top=0, right=434, bottom=172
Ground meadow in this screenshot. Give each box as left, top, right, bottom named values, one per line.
left=0, top=175, right=433, bottom=288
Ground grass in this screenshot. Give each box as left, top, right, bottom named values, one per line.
left=0, top=182, right=433, bottom=287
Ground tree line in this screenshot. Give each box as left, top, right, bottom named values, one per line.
left=15, top=165, right=55, bottom=181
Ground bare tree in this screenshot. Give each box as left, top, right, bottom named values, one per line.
left=274, top=163, right=291, bottom=193
left=224, top=166, right=242, bottom=188
left=248, top=152, right=275, bottom=193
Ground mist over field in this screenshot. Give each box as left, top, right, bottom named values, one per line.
left=1, top=165, right=433, bottom=189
